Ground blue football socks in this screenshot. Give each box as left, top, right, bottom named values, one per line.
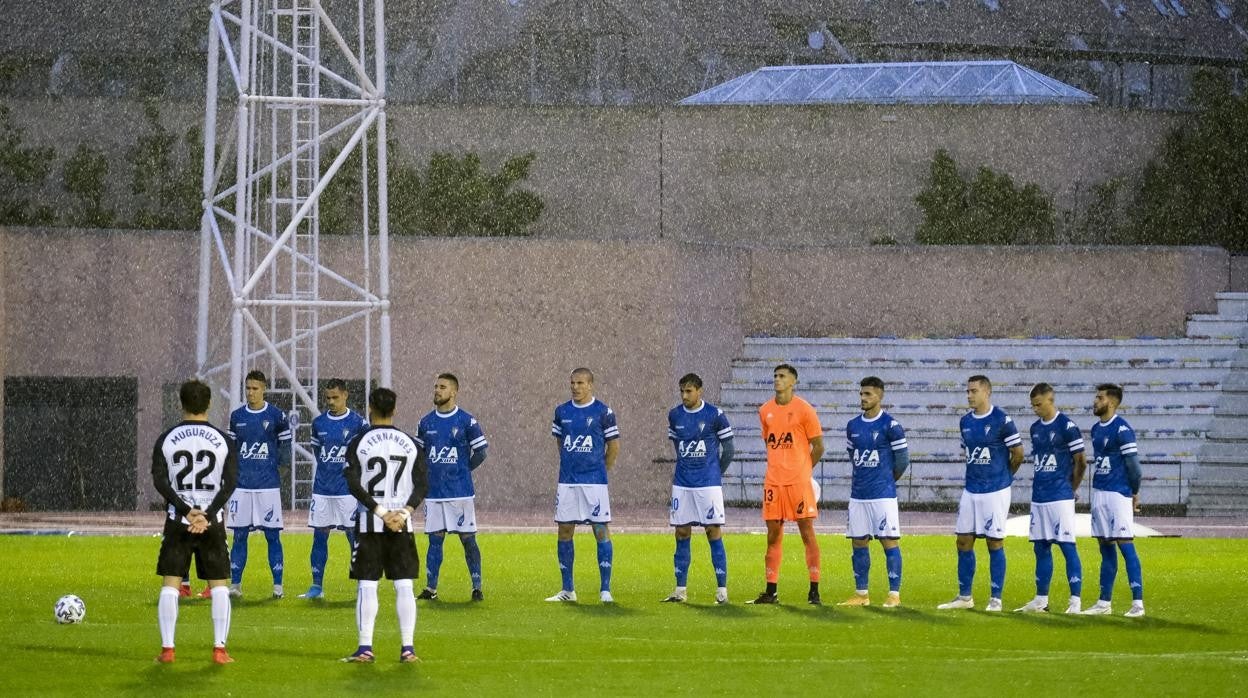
left=1033, top=541, right=1053, bottom=596
left=461, top=533, right=483, bottom=590
left=425, top=533, right=446, bottom=590
left=988, top=547, right=1006, bottom=599
left=557, top=539, right=575, bottom=591
left=1120, top=541, right=1144, bottom=601
left=1057, top=541, right=1082, bottom=597
left=597, top=539, right=614, bottom=592
left=264, top=528, right=283, bottom=585
left=310, top=529, right=329, bottom=587
left=851, top=546, right=871, bottom=591
left=957, top=549, right=975, bottom=596
left=1098, top=540, right=1118, bottom=601
left=708, top=537, right=728, bottom=588
left=230, top=528, right=249, bottom=585
left=674, top=537, right=692, bottom=587
left=884, top=546, right=902, bottom=593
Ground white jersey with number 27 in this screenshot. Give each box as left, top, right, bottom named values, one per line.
left=349, top=426, right=421, bottom=534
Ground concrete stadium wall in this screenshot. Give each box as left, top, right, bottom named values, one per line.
left=0, top=230, right=5, bottom=499
left=744, top=245, right=1228, bottom=338
left=7, top=98, right=1182, bottom=245
left=1231, top=255, right=1248, bottom=293
left=0, top=228, right=1230, bottom=511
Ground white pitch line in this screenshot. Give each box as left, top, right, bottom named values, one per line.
left=433, top=650, right=1248, bottom=665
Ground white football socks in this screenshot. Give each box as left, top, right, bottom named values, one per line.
left=356, top=580, right=379, bottom=647
left=158, top=586, right=179, bottom=647
left=394, top=579, right=416, bottom=646
left=210, top=585, right=231, bottom=648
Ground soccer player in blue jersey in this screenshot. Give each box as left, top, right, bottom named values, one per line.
left=837, top=376, right=909, bottom=608
left=298, top=379, right=368, bottom=600
left=1015, top=383, right=1086, bottom=614
left=937, top=375, right=1024, bottom=612
left=413, top=373, right=489, bottom=602
left=662, top=373, right=734, bottom=605
left=546, top=368, right=620, bottom=603
left=1082, top=383, right=1146, bottom=618
left=224, top=370, right=292, bottom=598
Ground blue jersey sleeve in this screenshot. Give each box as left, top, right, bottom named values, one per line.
left=714, top=409, right=734, bottom=442
left=601, top=407, right=620, bottom=442
left=1063, top=418, right=1085, bottom=454
left=551, top=409, right=563, bottom=439
left=1117, top=423, right=1139, bottom=457
left=413, top=418, right=428, bottom=450
left=467, top=415, right=488, bottom=453
left=886, top=418, right=908, bottom=452
left=276, top=408, right=292, bottom=442
left=1001, top=414, right=1022, bottom=449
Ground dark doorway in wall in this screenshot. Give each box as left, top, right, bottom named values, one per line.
left=4, top=376, right=137, bottom=510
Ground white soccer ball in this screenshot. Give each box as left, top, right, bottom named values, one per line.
left=811, top=477, right=822, bottom=503
left=54, top=594, right=86, bottom=624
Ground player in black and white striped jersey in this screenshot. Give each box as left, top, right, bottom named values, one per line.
left=342, top=387, right=428, bottom=664
left=151, top=380, right=239, bottom=665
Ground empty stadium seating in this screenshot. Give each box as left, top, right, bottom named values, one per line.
left=718, top=292, right=1248, bottom=514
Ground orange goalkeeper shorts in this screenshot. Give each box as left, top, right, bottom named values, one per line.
left=761, top=480, right=818, bottom=521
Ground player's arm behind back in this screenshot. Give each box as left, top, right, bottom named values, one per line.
left=206, top=438, right=240, bottom=522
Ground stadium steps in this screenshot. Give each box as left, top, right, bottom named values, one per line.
left=1189, top=339, right=1248, bottom=516
left=1185, top=292, right=1248, bottom=339
left=718, top=332, right=1244, bottom=509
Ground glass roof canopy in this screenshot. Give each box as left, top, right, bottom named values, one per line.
left=679, top=61, right=1096, bottom=106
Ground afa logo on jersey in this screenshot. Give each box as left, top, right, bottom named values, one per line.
left=1034, top=453, right=1058, bottom=473
left=320, top=444, right=348, bottom=463
left=1094, top=455, right=1113, bottom=475
left=677, top=439, right=708, bottom=459
left=853, top=449, right=881, bottom=468
left=564, top=434, right=594, bottom=453
left=766, top=432, right=794, bottom=450
left=966, top=446, right=994, bottom=465
left=428, top=445, right=460, bottom=465
left=239, top=441, right=271, bottom=460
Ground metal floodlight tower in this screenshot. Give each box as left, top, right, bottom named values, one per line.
left=196, top=0, right=392, bottom=509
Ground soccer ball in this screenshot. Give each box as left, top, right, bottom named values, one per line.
left=54, top=594, right=86, bottom=624
left=811, top=477, right=822, bottom=503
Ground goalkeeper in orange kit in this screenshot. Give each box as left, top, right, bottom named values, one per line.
left=747, top=363, right=825, bottom=605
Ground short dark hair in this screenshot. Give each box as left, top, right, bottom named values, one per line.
left=679, top=373, right=703, bottom=389
left=1030, top=382, right=1054, bottom=399
left=968, top=374, right=991, bottom=389
left=437, top=373, right=459, bottom=389
left=571, top=367, right=594, bottom=382
left=180, top=380, right=212, bottom=414
left=245, top=370, right=268, bottom=385
left=774, top=363, right=798, bottom=380
left=1097, top=383, right=1124, bottom=404
left=369, top=387, right=397, bottom=418
left=860, top=376, right=885, bottom=392
left=324, top=378, right=348, bottom=393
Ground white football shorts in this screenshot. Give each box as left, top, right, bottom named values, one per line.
left=226, top=488, right=284, bottom=529
left=955, top=487, right=1010, bottom=539
left=424, top=497, right=478, bottom=533
left=1028, top=499, right=1077, bottom=543
left=555, top=483, right=611, bottom=524
left=1090, top=489, right=1135, bottom=539
left=669, top=485, right=726, bottom=526
left=308, top=494, right=358, bottom=529
left=846, top=497, right=901, bottom=539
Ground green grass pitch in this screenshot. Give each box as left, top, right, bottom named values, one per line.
left=2, top=531, right=1246, bottom=696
